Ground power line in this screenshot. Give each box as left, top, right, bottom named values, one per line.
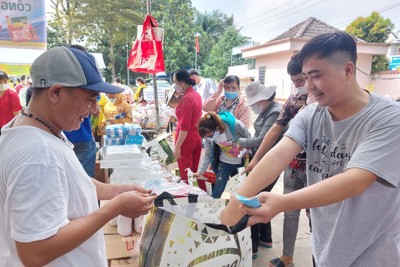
left=334, top=2, right=400, bottom=29
left=239, top=0, right=317, bottom=28
left=241, top=0, right=327, bottom=30
left=236, top=0, right=297, bottom=24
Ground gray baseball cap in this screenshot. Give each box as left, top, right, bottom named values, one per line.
left=30, top=46, right=124, bottom=94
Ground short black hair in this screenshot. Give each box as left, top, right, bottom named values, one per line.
left=114, top=77, right=121, bottom=83
left=298, top=31, right=357, bottom=67
left=287, top=53, right=302, bottom=76
left=224, top=75, right=240, bottom=87
left=188, top=69, right=199, bottom=76
left=0, top=71, right=8, bottom=81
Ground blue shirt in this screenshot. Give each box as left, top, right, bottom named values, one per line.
left=64, top=117, right=93, bottom=143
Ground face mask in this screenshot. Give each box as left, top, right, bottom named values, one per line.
left=225, top=91, right=238, bottom=100
left=0, top=84, right=9, bottom=92
left=136, top=83, right=140, bottom=87
left=207, top=130, right=220, bottom=142
left=109, top=98, right=117, bottom=104
left=251, top=102, right=265, bottom=114
left=297, top=86, right=307, bottom=95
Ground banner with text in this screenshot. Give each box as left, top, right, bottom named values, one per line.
left=0, top=0, right=46, bottom=49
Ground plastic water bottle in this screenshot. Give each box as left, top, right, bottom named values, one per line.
left=185, top=168, right=198, bottom=187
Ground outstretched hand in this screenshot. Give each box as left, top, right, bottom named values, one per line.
left=239, top=192, right=283, bottom=227
left=116, top=191, right=157, bottom=219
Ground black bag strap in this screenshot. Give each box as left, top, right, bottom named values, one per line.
left=154, top=193, right=198, bottom=207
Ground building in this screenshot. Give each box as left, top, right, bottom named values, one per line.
left=229, top=17, right=390, bottom=100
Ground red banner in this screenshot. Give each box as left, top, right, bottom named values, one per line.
left=195, top=36, right=200, bottom=53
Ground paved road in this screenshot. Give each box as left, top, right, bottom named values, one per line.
left=252, top=173, right=313, bottom=267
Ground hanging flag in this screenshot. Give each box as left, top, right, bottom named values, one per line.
left=195, top=35, right=200, bottom=53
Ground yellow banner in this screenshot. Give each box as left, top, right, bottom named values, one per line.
left=0, top=64, right=31, bottom=76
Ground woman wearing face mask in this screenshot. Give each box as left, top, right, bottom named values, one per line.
left=193, top=111, right=251, bottom=198
left=173, top=69, right=204, bottom=190
left=99, top=93, right=132, bottom=134
left=203, top=75, right=251, bottom=128
left=236, top=81, right=284, bottom=259
left=133, top=77, right=147, bottom=105
left=0, top=71, right=22, bottom=135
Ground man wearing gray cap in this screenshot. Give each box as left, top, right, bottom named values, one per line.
left=0, top=46, right=156, bottom=267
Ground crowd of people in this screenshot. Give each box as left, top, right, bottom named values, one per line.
left=0, top=30, right=399, bottom=267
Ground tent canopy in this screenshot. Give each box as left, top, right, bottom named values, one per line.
left=0, top=48, right=106, bottom=69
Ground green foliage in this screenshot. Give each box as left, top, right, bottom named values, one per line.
left=203, top=27, right=249, bottom=80
left=372, top=55, right=389, bottom=73
left=47, top=21, right=65, bottom=48
left=47, top=0, right=144, bottom=83
left=47, top=0, right=249, bottom=82
left=345, top=11, right=393, bottom=73
left=193, top=9, right=236, bottom=71
left=150, top=0, right=197, bottom=73
left=345, top=12, right=394, bottom=43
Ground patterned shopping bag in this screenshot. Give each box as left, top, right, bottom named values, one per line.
left=139, top=197, right=252, bottom=267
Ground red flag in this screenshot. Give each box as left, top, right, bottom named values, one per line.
left=195, top=36, right=200, bottom=53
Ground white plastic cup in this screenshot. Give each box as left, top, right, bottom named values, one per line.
left=109, top=216, right=118, bottom=227
left=117, top=215, right=133, bottom=236
left=134, top=215, right=144, bottom=233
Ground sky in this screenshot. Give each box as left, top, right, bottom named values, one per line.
left=191, top=0, right=400, bottom=43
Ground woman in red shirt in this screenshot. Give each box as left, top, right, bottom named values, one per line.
left=0, top=71, right=22, bottom=134
left=173, top=69, right=205, bottom=190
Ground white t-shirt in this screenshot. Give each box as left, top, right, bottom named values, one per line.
left=285, top=94, right=400, bottom=266
left=0, top=122, right=106, bottom=267
left=196, top=77, right=217, bottom=101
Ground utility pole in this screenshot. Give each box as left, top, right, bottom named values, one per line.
left=146, top=0, right=161, bottom=134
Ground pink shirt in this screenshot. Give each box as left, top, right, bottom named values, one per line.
left=0, top=89, right=22, bottom=127
left=175, top=87, right=202, bottom=143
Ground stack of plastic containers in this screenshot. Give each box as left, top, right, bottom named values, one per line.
left=104, top=123, right=145, bottom=146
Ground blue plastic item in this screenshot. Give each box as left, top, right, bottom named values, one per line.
left=233, top=193, right=261, bottom=208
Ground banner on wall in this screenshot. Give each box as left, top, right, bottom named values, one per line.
left=0, top=0, right=46, bottom=49
left=0, top=64, right=30, bottom=75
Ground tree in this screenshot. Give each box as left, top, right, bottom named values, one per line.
left=193, top=9, right=235, bottom=72
left=150, top=0, right=198, bottom=74
left=203, top=26, right=249, bottom=80
left=47, top=0, right=144, bottom=82
left=48, top=0, right=83, bottom=45
left=345, top=12, right=394, bottom=73
left=76, top=0, right=144, bottom=80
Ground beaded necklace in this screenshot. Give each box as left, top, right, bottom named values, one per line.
left=21, top=109, right=64, bottom=141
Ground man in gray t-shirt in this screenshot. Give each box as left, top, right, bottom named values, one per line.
left=221, top=31, right=400, bottom=267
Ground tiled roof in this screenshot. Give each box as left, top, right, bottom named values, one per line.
left=269, top=17, right=340, bottom=42
left=377, top=70, right=400, bottom=75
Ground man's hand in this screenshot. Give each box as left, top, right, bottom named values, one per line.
left=239, top=192, right=283, bottom=226
left=115, top=191, right=157, bottom=219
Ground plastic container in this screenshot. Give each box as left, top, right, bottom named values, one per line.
left=134, top=215, right=144, bottom=233
left=117, top=215, right=133, bottom=236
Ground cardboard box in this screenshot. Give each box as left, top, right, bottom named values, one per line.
left=109, top=257, right=139, bottom=267
left=103, top=222, right=119, bottom=235
left=104, top=233, right=140, bottom=259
